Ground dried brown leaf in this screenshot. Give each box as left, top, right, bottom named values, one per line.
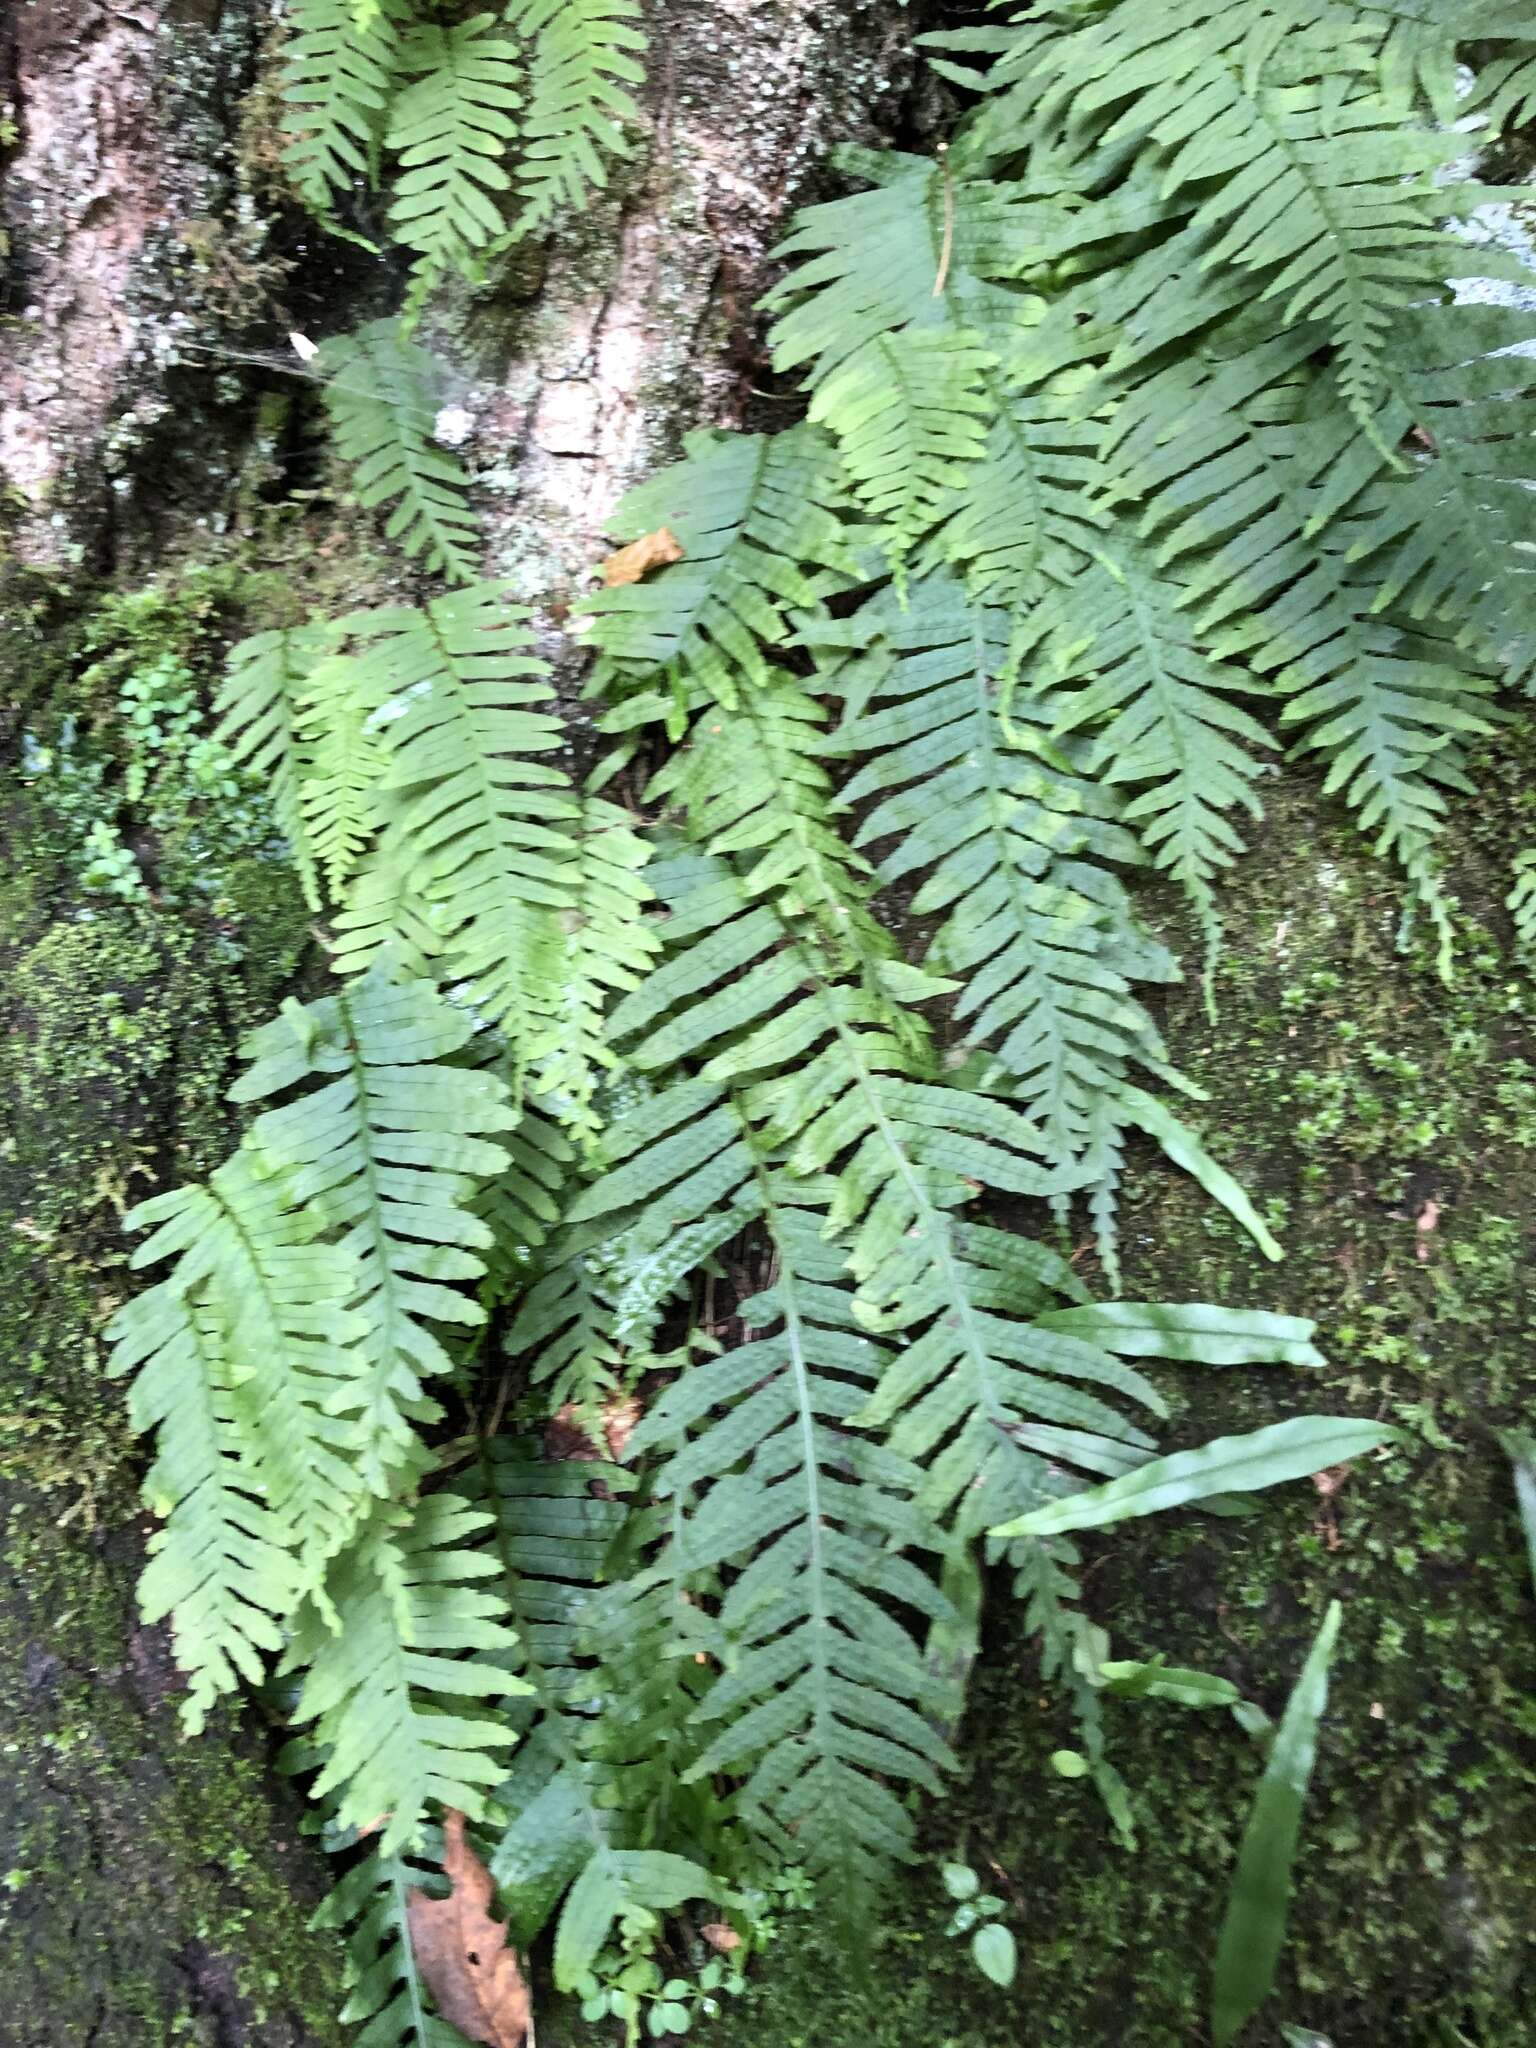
left=599, top=526, right=684, bottom=587
left=601, top=1393, right=642, bottom=1463
left=407, top=1810, right=532, bottom=2048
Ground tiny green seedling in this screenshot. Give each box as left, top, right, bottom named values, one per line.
left=940, top=1862, right=1017, bottom=1989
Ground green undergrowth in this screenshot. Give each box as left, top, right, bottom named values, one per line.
left=676, top=743, right=1536, bottom=2048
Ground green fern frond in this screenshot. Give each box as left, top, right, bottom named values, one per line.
left=808, top=329, right=996, bottom=580
left=1037, top=538, right=1277, bottom=961
left=231, top=964, right=517, bottom=1496
left=109, top=1152, right=368, bottom=1717
left=318, top=321, right=481, bottom=581
left=630, top=1185, right=957, bottom=1886
left=285, top=1492, right=525, bottom=1852
left=279, top=0, right=403, bottom=216
left=328, top=587, right=578, bottom=1049
left=312, top=1835, right=457, bottom=2048
left=213, top=620, right=339, bottom=909
left=585, top=426, right=856, bottom=706
left=995, top=2, right=1459, bottom=437
left=386, top=12, right=522, bottom=297
left=296, top=645, right=393, bottom=902
left=530, top=797, right=661, bottom=1143
left=1102, top=320, right=1498, bottom=960
left=465, top=1441, right=720, bottom=1985
left=1347, top=301, right=1536, bottom=686
left=810, top=574, right=1181, bottom=1196
left=106, top=1283, right=299, bottom=1730
left=505, top=0, right=646, bottom=237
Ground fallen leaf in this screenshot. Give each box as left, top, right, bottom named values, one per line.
left=602, top=1393, right=642, bottom=1463
left=408, top=1810, right=531, bottom=2048
left=599, top=526, right=684, bottom=587
left=701, top=1922, right=742, bottom=1954
left=1415, top=1197, right=1440, bottom=1261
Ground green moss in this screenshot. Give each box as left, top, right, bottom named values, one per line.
left=0, top=569, right=347, bottom=2042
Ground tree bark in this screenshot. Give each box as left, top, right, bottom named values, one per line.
left=0, top=2, right=922, bottom=2037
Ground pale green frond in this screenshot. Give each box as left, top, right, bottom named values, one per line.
left=318, top=321, right=481, bottom=582
left=231, top=963, right=517, bottom=1496
left=505, top=0, right=646, bottom=237
left=529, top=796, right=662, bottom=1144
left=286, top=1493, right=525, bottom=1852
left=213, top=620, right=339, bottom=909
left=296, top=646, right=392, bottom=902
left=328, top=586, right=579, bottom=1050
left=106, top=1282, right=299, bottom=1731
left=117, top=1152, right=369, bottom=1595
left=808, top=328, right=996, bottom=578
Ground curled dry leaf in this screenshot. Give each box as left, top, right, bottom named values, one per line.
left=601, top=1392, right=642, bottom=1463
left=599, top=525, right=685, bottom=587
left=407, top=1810, right=532, bottom=2048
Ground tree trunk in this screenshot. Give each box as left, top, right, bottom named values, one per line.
left=0, top=2, right=920, bottom=2037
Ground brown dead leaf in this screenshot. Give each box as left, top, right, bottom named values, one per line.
left=545, top=1402, right=603, bottom=1463
left=601, top=1392, right=642, bottom=1463
left=407, top=1810, right=531, bottom=2048
left=1415, top=1197, right=1440, bottom=1262
left=599, top=526, right=685, bottom=587
left=701, top=1922, right=742, bottom=1954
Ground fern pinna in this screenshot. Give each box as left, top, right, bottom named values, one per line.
left=105, top=3, right=1536, bottom=2040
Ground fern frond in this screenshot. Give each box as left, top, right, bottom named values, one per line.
left=585, top=426, right=856, bottom=705
left=106, top=1283, right=299, bottom=1730
left=279, top=0, right=403, bottom=216
left=529, top=797, right=661, bottom=1144
left=1104, top=321, right=1498, bottom=959
left=311, top=1835, right=454, bottom=2048
left=296, top=645, right=392, bottom=902
left=505, top=0, right=646, bottom=237
left=630, top=1185, right=956, bottom=1887
left=1348, top=301, right=1536, bottom=687
left=213, top=620, right=338, bottom=909
left=109, top=1151, right=368, bottom=1714
left=810, top=574, right=1181, bottom=1197
left=999, top=2, right=1459, bottom=436
left=285, top=1492, right=525, bottom=1852
left=466, top=1441, right=720, bottom=1985
left=231, top=964, right=517, bottom=1496
left=1037, top=537, right=1277, bottom=960
left=387, top=13, right=522, bottom=297
left=328, top=587, right=578, bottom=1050
left=318, top=320, right=481, bottom=581
left=807, top=329, right=996, bottom=580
